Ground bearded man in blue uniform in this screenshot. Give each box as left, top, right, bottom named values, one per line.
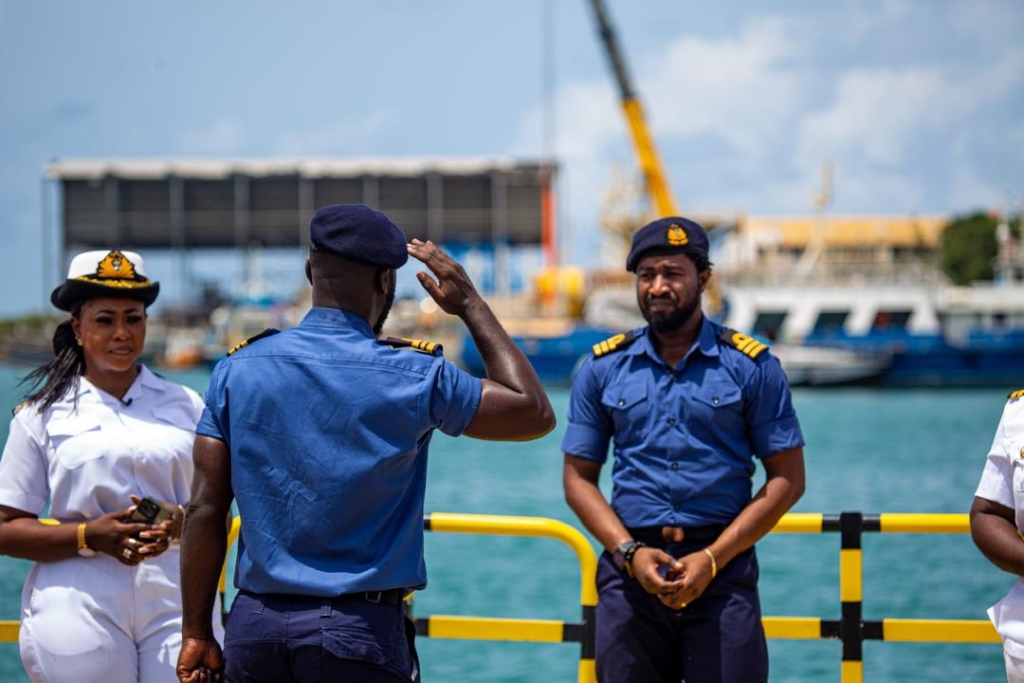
left=176, top=204, right=555, bottom=683
left=562, top=216, right=805, bottom=683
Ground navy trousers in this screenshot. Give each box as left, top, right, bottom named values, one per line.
left=595, top=541, right=768, bottom=683
left=223, top=591, right=419, bottom=682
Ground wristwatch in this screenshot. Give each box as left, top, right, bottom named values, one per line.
left=612, top=540, right=645, bottom=578
left=76, top=521, right=96, bottom=557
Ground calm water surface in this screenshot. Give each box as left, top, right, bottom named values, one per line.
left=0, top=363, right=1014, bottom=681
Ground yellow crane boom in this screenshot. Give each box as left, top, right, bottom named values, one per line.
left=586, top=0, right=678, bottom=218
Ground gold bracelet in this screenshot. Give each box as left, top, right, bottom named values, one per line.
left=703, top=547, right=717, bottom=579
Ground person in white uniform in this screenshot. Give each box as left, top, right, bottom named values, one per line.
left=0, top=248, right=223, bottom=683
left=971, top=388, right=1024, bottom=683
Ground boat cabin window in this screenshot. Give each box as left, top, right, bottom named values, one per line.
left=812, top=310, right=849, bottom=334
left=752, top=311, right=787, bottom=341
left=872, top=309, right=911, bottom=331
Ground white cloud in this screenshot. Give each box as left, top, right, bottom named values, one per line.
left=512, top=2, right=1024, bottom=244
left=274, top=109, right=399, bottom=156
left=796, top=66, right=969, bottom=167
left=508, top=14, right=823, bottom=264
left=175, top=120, right=244, bottom=155
left=641, top=16, right=808, bottom=159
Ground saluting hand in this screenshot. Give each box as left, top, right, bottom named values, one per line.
left=407, top=239, right=481, bottom=317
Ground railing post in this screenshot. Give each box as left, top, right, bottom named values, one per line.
left=839, top=511, right=864, bottom=683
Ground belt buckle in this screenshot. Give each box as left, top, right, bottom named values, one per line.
left=661, top=526, right=686, bottom=542
left=365, top=591, right=383, bottom=604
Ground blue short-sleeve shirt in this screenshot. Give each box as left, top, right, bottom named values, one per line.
left=561, top=317, right=803, bottom=528
left=198, top=307, right=482, bottom=597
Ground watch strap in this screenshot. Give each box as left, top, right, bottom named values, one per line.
left=613, top=540, right=645, bottom=578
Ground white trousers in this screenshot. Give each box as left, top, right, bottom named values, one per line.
left=19, top=548, right=223, bottom=683
left=1008, top=649, right=1024, bottom=683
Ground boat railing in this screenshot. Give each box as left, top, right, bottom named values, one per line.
left=0, top=512, right=999, bottom=683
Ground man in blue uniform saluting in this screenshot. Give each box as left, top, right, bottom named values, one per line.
left=562, top=216, right=805, bottom=682
left=176, top=204, right=555, bottom=683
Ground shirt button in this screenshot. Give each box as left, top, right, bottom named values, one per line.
left=667, top=417, right=676, bottom=426
left=670, top=462, right=679, bottom=470
left=618, top=398, right=626, bottom=407
left=712, top=396, right=720, bottom=405
left=673, top=503, right=682, bottom=511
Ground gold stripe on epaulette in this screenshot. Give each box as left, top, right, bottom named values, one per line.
left=732, top=333, right=768, bottom=359
left=227, top=340, right=248, bottom=356
left=11, top=400, right=27, bottom=416
left=402, top=337, right=438, bottom=354
left=227, top=327, right=280, bottom=356
left=718, top=328, right=769, bottom=360
left=1009, top=389, right=1024, bottom=401
left=592, top=331, right=637, bottom=358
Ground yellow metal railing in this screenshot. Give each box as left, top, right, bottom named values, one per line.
left=759, top=512, right=998, bottom=683
left=413, top=512, right=999, bottom=683
left=417, top=512, right=598, bottom=683
left=0, top=512, right=1001, bottom=683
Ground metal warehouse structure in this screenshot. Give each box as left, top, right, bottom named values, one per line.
left=42, top=157, right=558, bottom=304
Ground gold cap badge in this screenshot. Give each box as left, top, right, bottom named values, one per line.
left=93, top=250, right=139, bottom=281
left=666, top=224, right=689, bottom=247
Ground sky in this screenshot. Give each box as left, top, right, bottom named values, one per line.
left=2, top=0, right=1023, bottom=317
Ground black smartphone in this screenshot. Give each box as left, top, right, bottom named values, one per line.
left=128, top=497, right=173, bottom=538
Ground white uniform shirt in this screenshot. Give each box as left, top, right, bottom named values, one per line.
left=976, top=393, right=1024, bottom=657
left=0, top=365, right=203, bottom=521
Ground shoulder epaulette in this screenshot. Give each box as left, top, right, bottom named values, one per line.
left=592, top=330, right=638, bottom=358
left=719, top=328, right=770, bottom=360
left=1008, top=389, right=1024, bottom=402
left=227, top=328, right=280, bottom=356
left=382, top=336, right=443, bottom=356
left=11, top=400, right=28, bottom=416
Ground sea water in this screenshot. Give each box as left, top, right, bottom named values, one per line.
left=0, top=363, right=1013, bottom=682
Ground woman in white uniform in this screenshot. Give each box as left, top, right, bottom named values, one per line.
left=0, top=248, right=223, bottom=683
left=971, top=388, right=1024, bottom=682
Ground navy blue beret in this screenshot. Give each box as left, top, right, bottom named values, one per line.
left=625, top=216, right=710, bottom=272
left=309, top=204, right=408, bottom=269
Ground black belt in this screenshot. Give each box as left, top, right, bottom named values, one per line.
left=347, top=588, right=407, bottom=607
left=252, top=588, right=408, bottom=607
left=628, top=524, right=724, bottom=545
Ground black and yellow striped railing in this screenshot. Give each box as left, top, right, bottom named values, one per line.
left=764, top=512, right=998, bottom=682
left=417, top=512, right=599, bottom=683
left=413, top=511, right=999, bottom=683
left=0, top=512, right=1000, bottom=683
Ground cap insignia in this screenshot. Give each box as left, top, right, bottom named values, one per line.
left=666, top=225, right=689, bottom=247
left=77, top=249, right=151, bottom=288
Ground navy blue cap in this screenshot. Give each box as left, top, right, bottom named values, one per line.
left=309, top=204, right=408, bottom=269
left=625, top=216, right=710, bottom=272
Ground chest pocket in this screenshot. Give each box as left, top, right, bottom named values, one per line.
left=601, top=383, right=649, bottom=438
left=46, top=415, right=106, bottom=469
left=692, top=381, right=743, bottom=427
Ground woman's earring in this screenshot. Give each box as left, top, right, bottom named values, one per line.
left=75, top=337, right=82, bottom=346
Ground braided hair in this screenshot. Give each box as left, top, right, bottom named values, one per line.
left=19, top=302, right=86, bottom=411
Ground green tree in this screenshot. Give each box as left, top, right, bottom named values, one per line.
left=939, top=212, right=1007, bottom=285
